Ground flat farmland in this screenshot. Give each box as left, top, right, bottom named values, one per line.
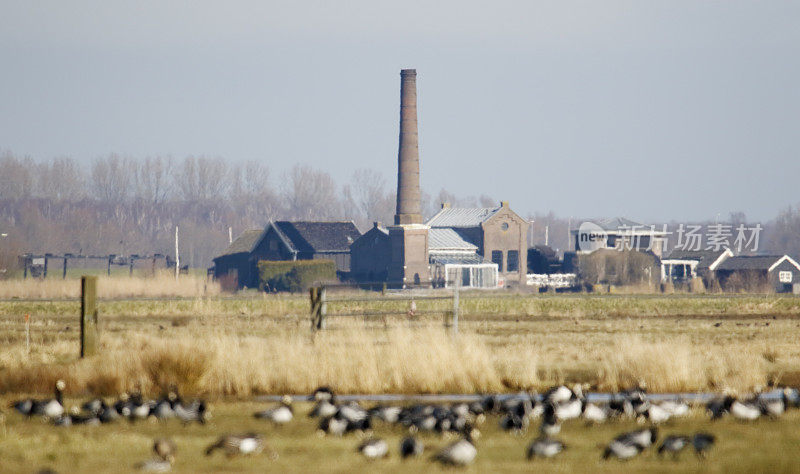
left=2, top=400, right=800, bottom=473
left=1, top=291, right=799, bottom=396
left=2, top=288, right=800, bottom=473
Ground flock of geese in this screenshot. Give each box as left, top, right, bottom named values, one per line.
left=10, top=380, right=800, bottom=469
left=12, top=380, right=208, bottom=426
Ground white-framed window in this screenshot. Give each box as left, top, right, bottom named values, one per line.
left=779, top=271, right=792, bottom=283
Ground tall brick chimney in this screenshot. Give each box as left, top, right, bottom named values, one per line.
left=394, top=69, right=422, bottom=225
left=388, top=69, right=429, bottom=287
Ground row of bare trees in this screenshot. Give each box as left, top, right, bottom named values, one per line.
left=0, top=152, right=496, bottom=270
left=1, top=150, right=796, bottom=272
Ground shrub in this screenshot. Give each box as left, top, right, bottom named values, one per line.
left=257, top=260, right=337, bottom=292
left=578, top=249, right=659, bottom=287
left=142, top=343, right=210, bottom=394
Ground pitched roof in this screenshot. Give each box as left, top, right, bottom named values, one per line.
left=665, top=248, right=730, bottom=270
left=426, top=207, right=500, bottom=228
left=429, top=228, right=479, bottom=251
left=716, top=255, right=784, bottom=271
left=272, top=221, right=361, bottom=253
left=430, top=254, right=488, bottom=265
left=215, top=229, right=263, bottom=258
left=590, top=217, right=646, bottom=231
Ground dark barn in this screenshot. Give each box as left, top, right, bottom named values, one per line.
left=350, top=222, right=392, bottom=283
left=213, top=221, right=361, bottom=290
left=714, top=255, right=800, bottom=293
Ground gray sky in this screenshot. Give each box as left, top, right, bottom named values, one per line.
left=1, top=1, right=798, bottom=222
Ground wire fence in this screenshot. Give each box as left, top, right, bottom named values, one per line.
left=309, top=281, right=467, bottom=332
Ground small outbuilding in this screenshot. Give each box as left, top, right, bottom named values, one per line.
left=349, top=222, right=392, bottom=283
left=660, top=248, right=733, bottom=284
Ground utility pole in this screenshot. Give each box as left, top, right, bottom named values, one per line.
left=545, top=225, right=549, bottom=247
left=0, top=233, right=6, bottom=275
left=175, top=226, right=180, bottom=280
left=528, top=220, right=534, bottom=247
left=228, top=227, right=233, bottom=245
left=567, top=217, right=572, bottom=251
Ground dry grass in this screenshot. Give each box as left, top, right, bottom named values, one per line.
left=0, top=321, right=789, bottom=397
left=0, top=273, right=220, bottom=299
left=0, top=326, right=541, bottom=396
left=599, top=336, right=768, bottom=392
left=0, top=290, right=798, bottom=397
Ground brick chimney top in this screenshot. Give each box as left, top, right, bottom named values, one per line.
left=394, top=68, right=422, bottom=225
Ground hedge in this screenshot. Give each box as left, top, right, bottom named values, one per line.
left=257, top=259, right=337, bottom=292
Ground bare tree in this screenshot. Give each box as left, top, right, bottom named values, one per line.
left=766, top=204, right=800, bottom=257
left=135, top=156, right=173, bottom=205
left=174, top=156, right=229, bottom=202
left=344, top=168, right=394, bottom=228
left=282, top=165, right=341, bottom=220
left=0, top=152, right=33, bottom=200
left=91, top=154, right=134, bottom=203
left=35, top=157, right=85, bottom=201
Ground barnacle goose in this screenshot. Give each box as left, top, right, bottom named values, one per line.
left=358, top=437, right=389, bottom=459
left=526, top=437, right=565, bottom=459
left=432, top=425, right=479, bottom=466
left=254, top=395, right=294, bottom=424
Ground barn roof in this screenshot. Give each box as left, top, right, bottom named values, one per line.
left=426, top=207, right=500, bottom=228
left=215, top=229, right=263, bottom=258
left=665, top=248, right=731, bottom=270
left=272, top=221, right=361, bottom=253
left=430, top=254, right=488, bottom=265
left=591, top=217, right=644, bottom=231
left=428, top=228, right=478, bottom=251
left=716, top=255, right=784, bottom=271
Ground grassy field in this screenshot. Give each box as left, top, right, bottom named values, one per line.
left=0, top=287, right=799, bottom=396
left=1, top=401, right=799, bottom=473
left=0, top=274, right=220, bottom=299
left=1, top=281, right=800, bottom=471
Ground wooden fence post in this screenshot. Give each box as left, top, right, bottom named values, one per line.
left=451, top=278, right=460, bottom=335
left=309, top=287, right=320, bottom=331
left=80, top=276, right=98, bottom=357
left=24, top=313, right=30, bottom=354
left=318, top=286, right=327, bottom=330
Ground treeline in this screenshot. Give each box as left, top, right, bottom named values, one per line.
left=0, top=152, right=494, bottom=271
left=2, top=150, right=798, bottom=274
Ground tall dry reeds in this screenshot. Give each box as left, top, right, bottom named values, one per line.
left=598, top=335, right=767, bottom=392
left=0, top=325, right=778, bottom=397
left=0, top=273, right=220, bottom=299
left=0, top=326, right=541, bottom=396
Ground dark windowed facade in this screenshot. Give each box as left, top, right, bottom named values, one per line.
left=491, top=250, right=503, bottom=272
left=507, top=250, right=519, bottom=272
